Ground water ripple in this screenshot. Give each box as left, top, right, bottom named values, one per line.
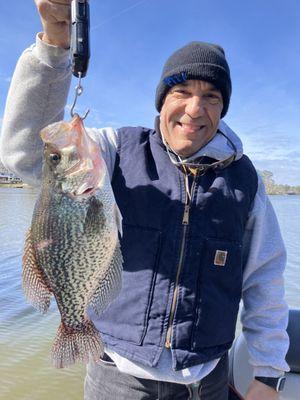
left=0, top=189, right=299, bottom=400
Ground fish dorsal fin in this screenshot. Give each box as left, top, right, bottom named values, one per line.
left=22, top=229, right=52, bottom=313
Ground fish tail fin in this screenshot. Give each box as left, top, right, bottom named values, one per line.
left=51, top=320, right=103, bottom=368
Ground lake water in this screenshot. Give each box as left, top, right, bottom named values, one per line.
left=0, top=187, right=299, bottom=400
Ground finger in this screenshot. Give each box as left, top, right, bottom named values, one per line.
left=36, top=0, right=71, bottom=23
left=49, top=3, right=71, bottom=23
left=34, top=0, right=71, bottom=8
left=48, top=0, right=72, bottom=4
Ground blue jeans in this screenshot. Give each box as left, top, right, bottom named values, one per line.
left=84, top=352, right=229, bottom=400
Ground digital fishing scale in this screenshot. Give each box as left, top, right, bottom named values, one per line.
left=70, top=0, right=90, bottom=119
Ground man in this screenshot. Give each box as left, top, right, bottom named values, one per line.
left=0, top=1, right=290, bottom=399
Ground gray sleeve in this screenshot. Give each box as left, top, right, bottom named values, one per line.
left=241, top=175, right=290, bottom=377
left=0, top=33, right=72, bottom=186
left=0, top=33, right=118, bottom=185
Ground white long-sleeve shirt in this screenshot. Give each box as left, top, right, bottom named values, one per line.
left=0, top=34, right=290, bottom=382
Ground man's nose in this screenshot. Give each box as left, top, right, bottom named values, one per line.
left=185, top=95, right=205, bottom=118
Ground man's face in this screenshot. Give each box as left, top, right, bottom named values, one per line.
left=159, top=80, right=223, bottom=157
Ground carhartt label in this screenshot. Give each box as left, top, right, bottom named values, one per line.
left=214, top=250, right=228, bottom=266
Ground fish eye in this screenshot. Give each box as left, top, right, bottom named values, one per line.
left=49, top=153, right=61, bottom=164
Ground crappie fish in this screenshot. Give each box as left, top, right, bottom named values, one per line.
left=22, top=114, right=123, bottom=368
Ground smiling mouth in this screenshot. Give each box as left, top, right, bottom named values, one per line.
left=177, top=122, right=205, bottom=131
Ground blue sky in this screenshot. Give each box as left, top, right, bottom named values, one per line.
left=0, top=0, right=299, bottom=185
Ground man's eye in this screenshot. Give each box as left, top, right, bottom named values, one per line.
left=173, top=89, right=189, bottom=95
left=205, top=94, right=222, bottom=103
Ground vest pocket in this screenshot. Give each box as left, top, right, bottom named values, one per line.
left=99, top=224, right=161, bottom=345
left=191, top=238, right=242, bottom=350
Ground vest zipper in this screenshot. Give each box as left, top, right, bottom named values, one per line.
left=165, top=171, right=198, bottom=349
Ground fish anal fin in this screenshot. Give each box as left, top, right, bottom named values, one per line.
left=51, top=320, right=103, bottom=368
left=89, top=243, right=123, bottom=316
left=22, top=229, right=52, bottom=314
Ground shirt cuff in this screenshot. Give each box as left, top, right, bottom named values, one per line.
left=253, top=366, right=287, bottom=378
left=32, top=32, right=71, bottom=70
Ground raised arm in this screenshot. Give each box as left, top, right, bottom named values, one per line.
left=0, top=1, right=72, bottom=186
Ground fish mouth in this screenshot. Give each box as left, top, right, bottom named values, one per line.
left=73, top=182, right=96, bottom=197
left=80, top=187, right=95, bottom=196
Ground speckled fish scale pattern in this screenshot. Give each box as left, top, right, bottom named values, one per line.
left=22, top=119, right=123, bottom=367
left=23, top=177, right=122, bottom=366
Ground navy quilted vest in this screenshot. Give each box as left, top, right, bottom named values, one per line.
left=93, top=126, right=258, bottom=371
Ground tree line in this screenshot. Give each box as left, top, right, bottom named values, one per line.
left=259, top=170, right=300, bottom=195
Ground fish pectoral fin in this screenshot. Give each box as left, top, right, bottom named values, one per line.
left=22, top=229, right=52, bottom=314
left=84, top=197, right=104, bottom=231
left=89, top=243, right=123, bottom=316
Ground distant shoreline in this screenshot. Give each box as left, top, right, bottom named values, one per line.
left=259, top=170, right=300, bottom=195
left=0, top=183, right=30, bottom=188
left=0, top=183, right=299, bottom=196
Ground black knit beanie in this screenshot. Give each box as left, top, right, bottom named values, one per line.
left=155, top=41, right=232, bottom=118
